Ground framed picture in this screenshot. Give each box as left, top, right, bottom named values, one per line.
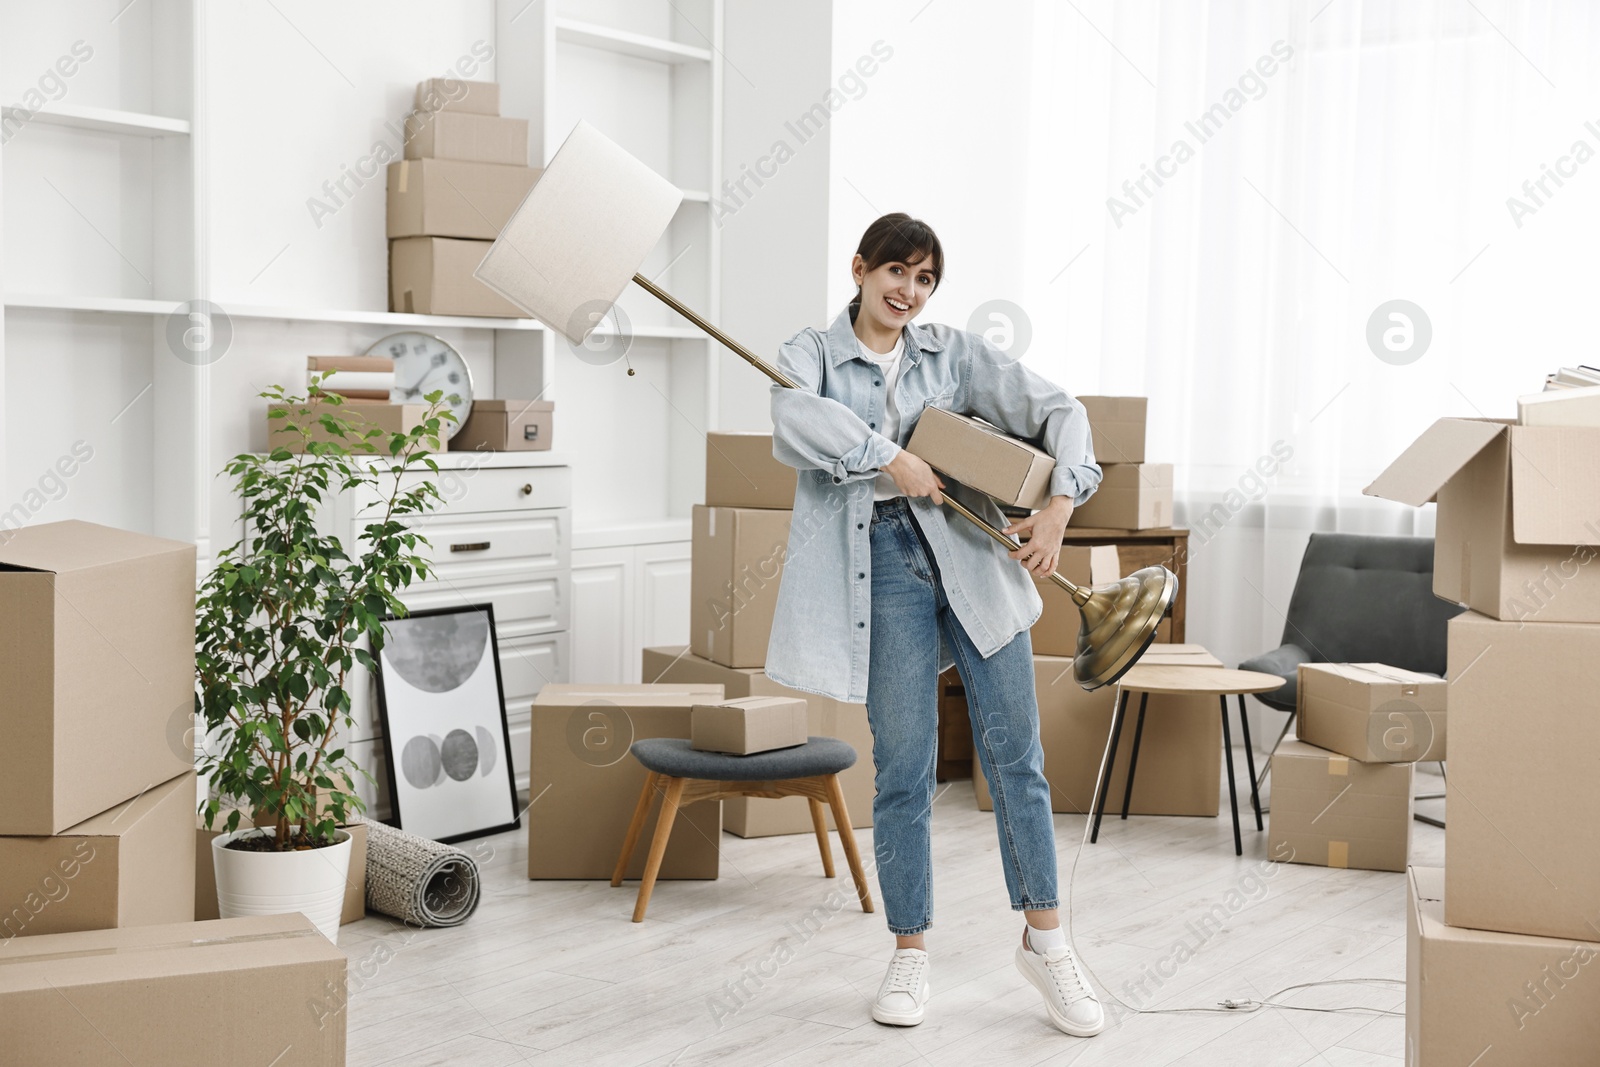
left=373, top=603, right=519, bottom=843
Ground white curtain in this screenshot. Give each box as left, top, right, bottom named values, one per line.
left=1015, top=0, right=1600, bottom=679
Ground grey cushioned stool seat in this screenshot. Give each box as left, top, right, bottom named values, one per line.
left=611, top=736, right=875, bottom=923
left=629, top=736, right=856, bottom=781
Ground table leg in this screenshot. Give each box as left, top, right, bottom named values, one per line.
left=1091, top=688, right=1131, bottom=844
left=1237, top=694, right=1263, bottom=831
left=1120, top=692, right=1151, bottom=821
left=1220, top=695, right=1242, bottom=856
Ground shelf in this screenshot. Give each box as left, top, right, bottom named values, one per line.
left=573, top=516, right=693, bottom=550
left=553, top=17, right=712, bottom=64
left=5, top=293, right=181, bottom=315
left=0, top=103, right=189, bottom=137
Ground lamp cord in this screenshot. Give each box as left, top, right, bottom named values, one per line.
left=1059, top=682, right=1406, bottom=1023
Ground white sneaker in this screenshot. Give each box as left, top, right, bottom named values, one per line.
left=871, top=947, right=930, bottom=1026
left=1014, top=933, right=1105, bottom=1037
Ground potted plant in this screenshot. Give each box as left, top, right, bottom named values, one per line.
left=195, top=381, right=454, bottom=942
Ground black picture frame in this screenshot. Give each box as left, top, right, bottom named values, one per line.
left=372, top=602, right=520, bottom=844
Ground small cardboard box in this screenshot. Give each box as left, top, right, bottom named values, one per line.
left=1364, top=418, right=1600, bottom=622
left=0, top=520, right=195, bottom=836
left=0, top=772, right=195, bottom=940
left=1079, top=396, right=1147, bottom=464
left=974, top=653, right=1222, bottom=817
left=1031, top=545, right=1128, bottom=656
left=415, top=77, right=501, bottom=115
left=690, top=505, right=792, bottom=669
left=195, top=818, right=366, bottom=926
left=268, top=399, right=433, bottom=454
left=706, top=432, right=798, bottom=509
left=1267, top=738, right=1412, bottom=872
left=1297, top=662, right=1447, bottom=763
left=692, top=695, right=809, bottom=755
left=404, top=109, right=528, bottom=165
left=529, top=683, right=725, bottom=879
left=0, top=913, right=347, bottom=1066
left=1445, top=611, right=1600, bottom=942
left=391, top=236, right=526, bottom=317
left=1070, top=463, right=1174, bottom=530
left=641, top=646, right=874, bottom=836
left=905, top=406, right=1056, bottom=509
left=1407, top=866, right=1600, bottom=1066
left=451, top=399, right=553, bottom=452
left=387, top=158, right=542, bottom=240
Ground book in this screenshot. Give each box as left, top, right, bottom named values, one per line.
left=1519, top=384, right=1600, bottom=426
left=307, top=355, right=395, bottom=373
left=307, top=370, right=396, bottom=393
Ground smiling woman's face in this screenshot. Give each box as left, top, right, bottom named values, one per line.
left=853, top=252, right=938, bottom=340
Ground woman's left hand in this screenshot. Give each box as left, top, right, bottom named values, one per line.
left=1002, top=496, right=1074, bottom=577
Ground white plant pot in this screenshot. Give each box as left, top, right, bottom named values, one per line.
left=212, top=826, right=353, bottom=944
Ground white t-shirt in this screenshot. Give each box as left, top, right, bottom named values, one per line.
left=858, top=334, right=907, bottom=501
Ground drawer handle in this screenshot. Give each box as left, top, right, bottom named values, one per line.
left=520, top=483, right=533, bottom=496
left=451, top=541, right=491, bottom=553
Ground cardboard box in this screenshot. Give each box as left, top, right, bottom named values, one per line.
left=1070, top=463, right=1174, bottom=530
left=1364, top=418, right=1600, bottom=622
left=404, top=109, right=528, bottom=165
left=905, top=406, right=1055, bottom=509
left=692, top=696, right=809, bottom=755
left=0, top=772, right=195, bottom=940
left=1298, top=662, right=1447, bottom=763
left=268, top=399, right=432, bottom=454
left=387, top=158, right=542, bottom=240
left=529, top=683, right=725, bottom=879
left=0, top=520, right=195, bottom=835
left=415, top=76, right=501, bottom=115
left=641, top=646, right=874, bottom=836
left=706, top=432, right=798, bottom=509
left=1444, top=611, right=1600, bottom=942
left=974, top=653, right=1221, bottom=817
left=195, top=818, right=366, bottom=926
left=451, top=399, right=553, bottom=452
left=1079, top=396, right=1147, bottom=464
left=1407, top=866, right=1600, bottom=1066
left=1031, top=545, right=1126, bottom=656
left=690, top=505, right=791, bottom=669
left=1267, top=738, right=1412, bottom=872
left=0, top=913, right=346, bottom=1066
left=390, top=235, right=525, bottom=318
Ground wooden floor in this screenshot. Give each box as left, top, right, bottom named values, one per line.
left=337, top=759, right=1446, bottom=1066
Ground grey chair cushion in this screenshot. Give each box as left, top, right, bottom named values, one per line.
left=1241, top=533, right=1466, bottom=712
left=630, top=736, right=857, bottom=781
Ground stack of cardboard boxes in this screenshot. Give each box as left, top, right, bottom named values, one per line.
left=1071, top=396, right=1173, bottom=530
left=641, top=432, right=879, bottom=838
left=1266, top=664, right=1443, bottom=873
left=0, top=520, right=348, bottom=1063
left=1364, top=413, right=1600, bottom=1061
left=388, top=78, right=539, bottom=317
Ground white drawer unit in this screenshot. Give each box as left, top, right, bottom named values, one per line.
left=254, top=452, right=574, bottom=789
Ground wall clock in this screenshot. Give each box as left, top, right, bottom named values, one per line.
left=366, top=331, right=474, bottom=440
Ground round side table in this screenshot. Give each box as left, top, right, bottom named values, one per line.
left=1090, top=665, right=1286, bottom=856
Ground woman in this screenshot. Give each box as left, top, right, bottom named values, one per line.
left=766, top=213, right=1107, bottom=1038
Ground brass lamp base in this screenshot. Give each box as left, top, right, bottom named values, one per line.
left=1072, top=566, right=1178, bottom=689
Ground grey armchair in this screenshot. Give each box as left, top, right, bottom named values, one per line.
left=1239, top=532, right=1465, bottom=801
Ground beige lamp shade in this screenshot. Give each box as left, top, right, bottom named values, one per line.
left=475, top=120, right=682, bottom=343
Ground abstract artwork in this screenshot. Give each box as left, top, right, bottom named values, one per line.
left=374, top=604, right=519, bottom=843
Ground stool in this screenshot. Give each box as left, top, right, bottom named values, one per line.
left=611, top=736, right=875, bottom=922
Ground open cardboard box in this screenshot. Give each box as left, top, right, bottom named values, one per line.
left=1364, top=417, right=1600, bottom=622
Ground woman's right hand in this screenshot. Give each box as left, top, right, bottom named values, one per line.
left=884, top=450, right=946, bottom=505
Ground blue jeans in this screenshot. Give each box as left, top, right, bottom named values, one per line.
left=866, top=495, right=1060, bottom=935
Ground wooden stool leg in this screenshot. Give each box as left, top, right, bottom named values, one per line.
left=611, top=771, right=659, bottom=887
left=824, top=774, right=875, bottom=914
left=632, top=776, right=686, bottom=923
left=808, top=798, right=836, bottom=878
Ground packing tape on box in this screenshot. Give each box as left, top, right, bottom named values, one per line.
left=1327, top=755, right=1350, bottom=776
left=0, top=928, right=322, bottom=967
left=1328, top=841, right=1349, bottom=869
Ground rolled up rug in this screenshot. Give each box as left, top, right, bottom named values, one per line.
left=360, top=817, right=482, bottom=927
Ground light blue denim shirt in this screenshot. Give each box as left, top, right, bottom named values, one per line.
left=764, top=304, right=1103, bottom=704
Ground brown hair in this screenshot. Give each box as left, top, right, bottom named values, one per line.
left=851, top=213, right=944, bottom=306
